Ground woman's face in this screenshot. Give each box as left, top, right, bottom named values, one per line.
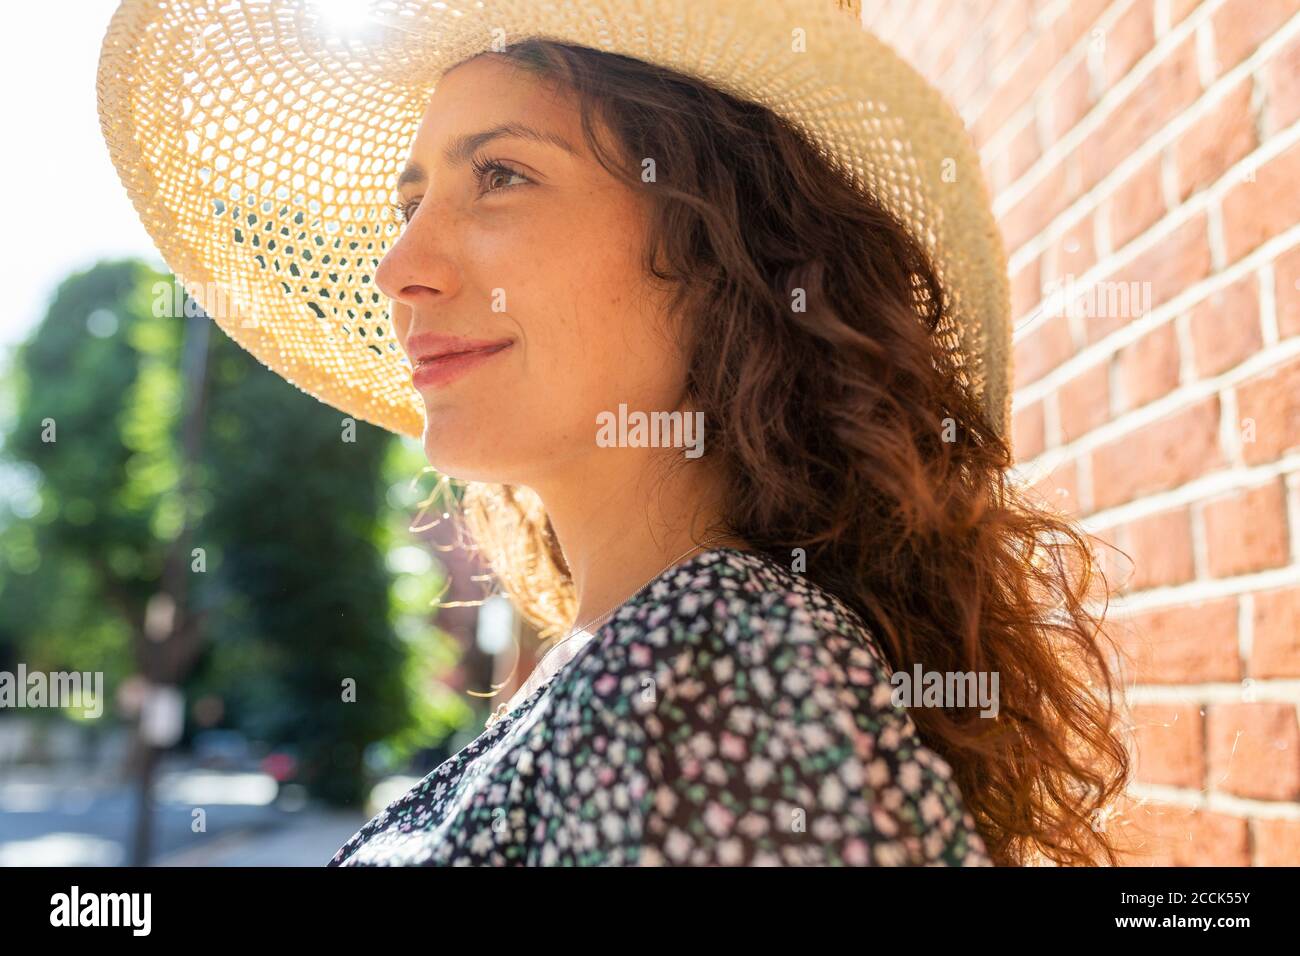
left=376, top=54, right=682, bottom=484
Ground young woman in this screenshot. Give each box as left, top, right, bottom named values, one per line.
left=98, top=1, right=1131, bottom=867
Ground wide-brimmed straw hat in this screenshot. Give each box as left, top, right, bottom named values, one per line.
left=96, top=0, right=1012, bottom=440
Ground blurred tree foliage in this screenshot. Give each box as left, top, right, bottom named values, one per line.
left=0, top=260, right=160, bottom=689
left=0, top=259, right=469, bottom=806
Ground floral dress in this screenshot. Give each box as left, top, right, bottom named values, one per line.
left=327, top=547, right=993, bottom=866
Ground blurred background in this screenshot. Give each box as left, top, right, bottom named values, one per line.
left=0, top=2, right=544, bottom=865
left=0, top=269, right=542, bottom=868
left=2, top=0, right=1298, bottom=867
left=0, top=261, right=537, bottom=865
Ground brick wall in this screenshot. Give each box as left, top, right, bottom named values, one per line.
left=864, top=0, right=1300, bottom=865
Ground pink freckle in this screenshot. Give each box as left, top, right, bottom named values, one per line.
left=681, top=757, right=701, bottom=780
left=630, top=644, right=651, bottom=666
left=595, top=673, right=618, bottom=696
left=787, top=593, right=805, bottom=608
left=848, top=667, right=873, bottom=686
left=844, top=838, right=870, bottom=865
left=598, top=766, right=616, bottom=786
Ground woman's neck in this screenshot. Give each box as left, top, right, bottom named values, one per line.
left=527, top=445, right=746, bottom=629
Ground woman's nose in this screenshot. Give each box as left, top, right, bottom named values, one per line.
left=374, top=202, right=461, bottom=307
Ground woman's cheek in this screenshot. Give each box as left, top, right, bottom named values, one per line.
left=386, top=297, right=409, bottom=336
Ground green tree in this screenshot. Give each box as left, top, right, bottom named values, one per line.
left=0, top=260, right=172, bottom=692
left=0, top=258, right=466, bottom=826
left=193, top=329, right=414, bottom=805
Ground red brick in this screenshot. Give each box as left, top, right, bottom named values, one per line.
left=1048, top=214, right=1098, bottom=282
left=1048, top=57, right=1094, bottom=141
left=1253, top=817, right=1300, bottom=865
left=1010, top=257, right=1042, bottom=322
left=1002, top=156, right=1078, bottom=252
left=941, top=54, right=991, bottom=120
left=1014, top=312, right=1074, bottom=387
left=1092, top=525, right=1130, bottom=588
left=988, top=0, right=1033, bottom=64
left=1206, top=702, right=1300, bottom=801
left=1211, top=0, right=1297, bottom=76
left=1080, top=37, right=1201, bottom=191
left=1188, top=274, right=1262, bottom=377
left=1236, top=354, right=1300, bottom=464
left=1275, top=243, right=1300, bottom=340
left=1114, top=803, right=1250, bottom=865
left=1265, top=31, right=1300, bottom=131
left=1120, top=507, right=1196, bottom=590
left=1087, top=215, right=1210, bottom=346
left=1102, top=0, right=1156, bottom=86
left=1108, top=155, right=1168, bottom=251
left=1174, top=81, right=1258, bottom=201
left=982, top=151, right=1002, bottom=195
left=918, top=19, right=967, bottom=82
left=1169, top=0, right=1201, bottom=30
left=1091, top=521, right=1136, bottom=592
left=1116, top=321, right=1181, bottom=410
left=1252, top=586, right=1300, bottom=679
left=1058, top=361, right=1110, bottom=442
left=1004, top=117, right=1041, bottom=186
left=1117, top=598, right=1240, bottom=684
left=1132, top=702, right=1204, bottom=787
left=1053, top=0, right=1121, bottom=56
left=1222, top=140, right=1300, bottom=263
left=1202, top=479, right=1290, bottom=577
left=1092, top=396, right=1223, bottom=509
left=1028, top=459, right=1081, bottom=516
left=1119, top=213, right=1211, bottom=310
left=972, top=29, right=1061, bottom=144
left=1013, top=399, right=1046, bottom=459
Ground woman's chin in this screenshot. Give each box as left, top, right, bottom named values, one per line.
left=420, top=433, right=515, bottom=484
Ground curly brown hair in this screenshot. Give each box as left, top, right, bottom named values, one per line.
left=447, top=38, right=1133, bottom=867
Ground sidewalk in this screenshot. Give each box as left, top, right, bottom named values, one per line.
left=154, top=809, right=366, bottom=867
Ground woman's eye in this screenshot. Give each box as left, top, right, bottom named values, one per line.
left=389, top=159, right=530, bottom=226
left=470, top=156, right=531, bottom=195
left=390, top=200, right=418, bottom=225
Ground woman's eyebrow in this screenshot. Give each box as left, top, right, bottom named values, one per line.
left=396, top=122, right=578, bottom=190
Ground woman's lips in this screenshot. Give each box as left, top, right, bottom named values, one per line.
left=410, top=341, right=513, bottom=389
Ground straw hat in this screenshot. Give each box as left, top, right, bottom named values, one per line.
left=97, top=0, right=1012, bottom=440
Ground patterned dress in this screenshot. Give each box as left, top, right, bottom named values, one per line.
left=328, top=547, right=993, bottom=866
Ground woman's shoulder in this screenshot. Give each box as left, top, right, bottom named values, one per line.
left=558, top=546, right=993, bottom=866
left=607, top=546, right=888, bottom=657
left=589, top=544, right=910, bottom=719
left=593, top=547, right=903, bottom=701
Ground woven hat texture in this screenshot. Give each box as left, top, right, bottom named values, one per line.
left=97, top=0, right=1012, bottom=439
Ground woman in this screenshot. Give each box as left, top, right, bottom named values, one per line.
left=98, top=0, right=1131, bottom=866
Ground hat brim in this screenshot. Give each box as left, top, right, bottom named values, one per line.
left=97, top=0, right=1011, bottom=441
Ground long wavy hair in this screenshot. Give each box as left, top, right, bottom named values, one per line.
left=437, top=38, right=1132, bottom=867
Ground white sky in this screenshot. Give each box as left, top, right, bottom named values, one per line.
left=0, top=1, right=164, bottom=351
